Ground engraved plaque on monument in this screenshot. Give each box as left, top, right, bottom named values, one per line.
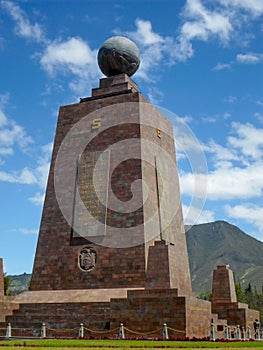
left=72, top=150, right=110, bottom=241
left=155, top=155, right=177, bottom=244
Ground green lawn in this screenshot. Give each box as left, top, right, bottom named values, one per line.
left=0, top=339, right=262, bottom=349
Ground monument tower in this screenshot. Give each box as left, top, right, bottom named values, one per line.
left=30, top=36, right=192, bottom=295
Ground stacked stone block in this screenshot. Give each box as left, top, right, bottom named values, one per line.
left=30, top=74, right=192, bottom=294
left=212, top=265, right=260, bottom=331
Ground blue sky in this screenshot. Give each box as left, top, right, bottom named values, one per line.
left=0, top=0, right=262, bottom=275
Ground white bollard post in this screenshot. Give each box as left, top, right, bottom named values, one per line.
left=247, top=326, right=251, bottom=339
left=41, top=323, right=46, bottom=339
left=255, top=328, right=260, bottom=340
left=162, top=323, right=169, bottom=340
left=242, top=326, right=246, bottom=340
left=119, top=323, right=125, bottom=339
left=79, top=323, right=84, bottom=338
left=210, top=323, right=215, bottom=341
left=224, top=324, right=229, bottom=339
left=6, top=323, right=11, bottom=338
left=236, top=325, right=241, bottom=340
left=228, top=326, right=231, bottom=339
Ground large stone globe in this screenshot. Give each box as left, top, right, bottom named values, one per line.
left=98, top=36, right=140, bottom=77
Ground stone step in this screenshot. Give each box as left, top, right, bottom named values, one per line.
left=12, top=303, right=110, bottom=316
left=6, top=314, right=109, bottom=323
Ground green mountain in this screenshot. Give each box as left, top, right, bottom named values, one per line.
left=8, top=272, right=31, bottom=295
left=186, top=220, right=263, bottom=293
left=7, top=221, right=263, bottom=295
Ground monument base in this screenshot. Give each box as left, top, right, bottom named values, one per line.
left=110, top=288, right=212, bottom=339
left=0, top=288, right=212, bottom=339
left=0, top=264, right=260, bottom=339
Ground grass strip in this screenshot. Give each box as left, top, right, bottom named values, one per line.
left=0, top=339, right=262, bottom=349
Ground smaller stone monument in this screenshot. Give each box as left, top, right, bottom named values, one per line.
left=212, top=265, right=259, bottom=330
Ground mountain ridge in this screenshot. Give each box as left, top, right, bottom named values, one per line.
left=186, top=220, right=263, bottom=292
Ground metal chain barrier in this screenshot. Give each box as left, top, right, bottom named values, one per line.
left=123, top=326, right=163, bottom=335
left=1, top=322, right=261, bottom=340
left=45, top=326, right=79, bottom=333
left=167, top=326, right=186, bottom=334
left=83, top=326, right=119, bottom=334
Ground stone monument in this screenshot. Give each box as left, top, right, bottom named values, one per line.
left=0, top=36, right=260, bottom=339
left=29, top=35, right=192, bottom=295
left=212, top=265, right=259, bottom=329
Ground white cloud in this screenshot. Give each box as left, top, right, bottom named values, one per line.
left=217, top=0, right=263, bottom=17
left=28, top=192, right=45, bottom=206
left=0, top=147, right=13, bottom=156
left=180, top=115, right=193, bottom=124
left=34, top=142, right=52, bottom=189
left=236, top=53, right=263, bottom=64
left=26, top=142, right=51, bottom=206
left=228, top=122, right=263, bottom=161
left=203, top=139, right=238, bottom=162
left=40, top=37, right=95, bottom=74
left=0, top=109, right=33, bottom=159
left=0, top=110, right=8, bottom=127
left=182, top=203, right=215, bottom=227
left=121, top=19, right=171, bottom=81
left=0, top=93, right=10, bottom=109
left=224, top=95, right=237, bottom=103
left=179, top=122, right=263, bottom=201
left=1, top=0, right=45, bottom=43
left=208, top=165, right=262, bottom=200
left=129, top=0, right=236, bottom=70
left=0, top=131, right=51, bottom=194
left=202, top=116, right=217, bottom=123
left=20, top=228, right=38, bottom=235
left=173, top=0, right=263, bottom=64
left=40, top=37, right=100, bottom=95
left=132, top=18, right=164, bottom=46
left=2, top=1, right=100, bottom=95
left=0, top=167, right=37, bottom=184
left=0, top=106, right=51, bottom=191
left=181, top=163, right=262, bottom=200
left=224, top=203, right=263, bottom=240
left=147, top=87, right=164, bottom=105
left=212, top=62, right=232, bottom=71
left=180, top=0, right=232, bottom=43
left=112, top=2, right=260, bottom=82
left=254, top=112, right=263, bottom=123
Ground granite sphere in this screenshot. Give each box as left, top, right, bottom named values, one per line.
left=98, top=36, right=140, bottom=77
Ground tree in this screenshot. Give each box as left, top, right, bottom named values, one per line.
left=4, top=275, right=12, bottom=296
left=235, top=282, right=263, bottom=323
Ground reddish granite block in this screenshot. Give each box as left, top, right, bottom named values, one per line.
left=30, top=74, right=192, bottom=295
left=212, top=265, right=260, bottom=332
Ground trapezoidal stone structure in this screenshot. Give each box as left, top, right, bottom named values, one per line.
left=1, top=74, right=215, bottom=339
left=30, top=74, right=192, bottom=295
left=212, top=265, right=260, bottom=332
